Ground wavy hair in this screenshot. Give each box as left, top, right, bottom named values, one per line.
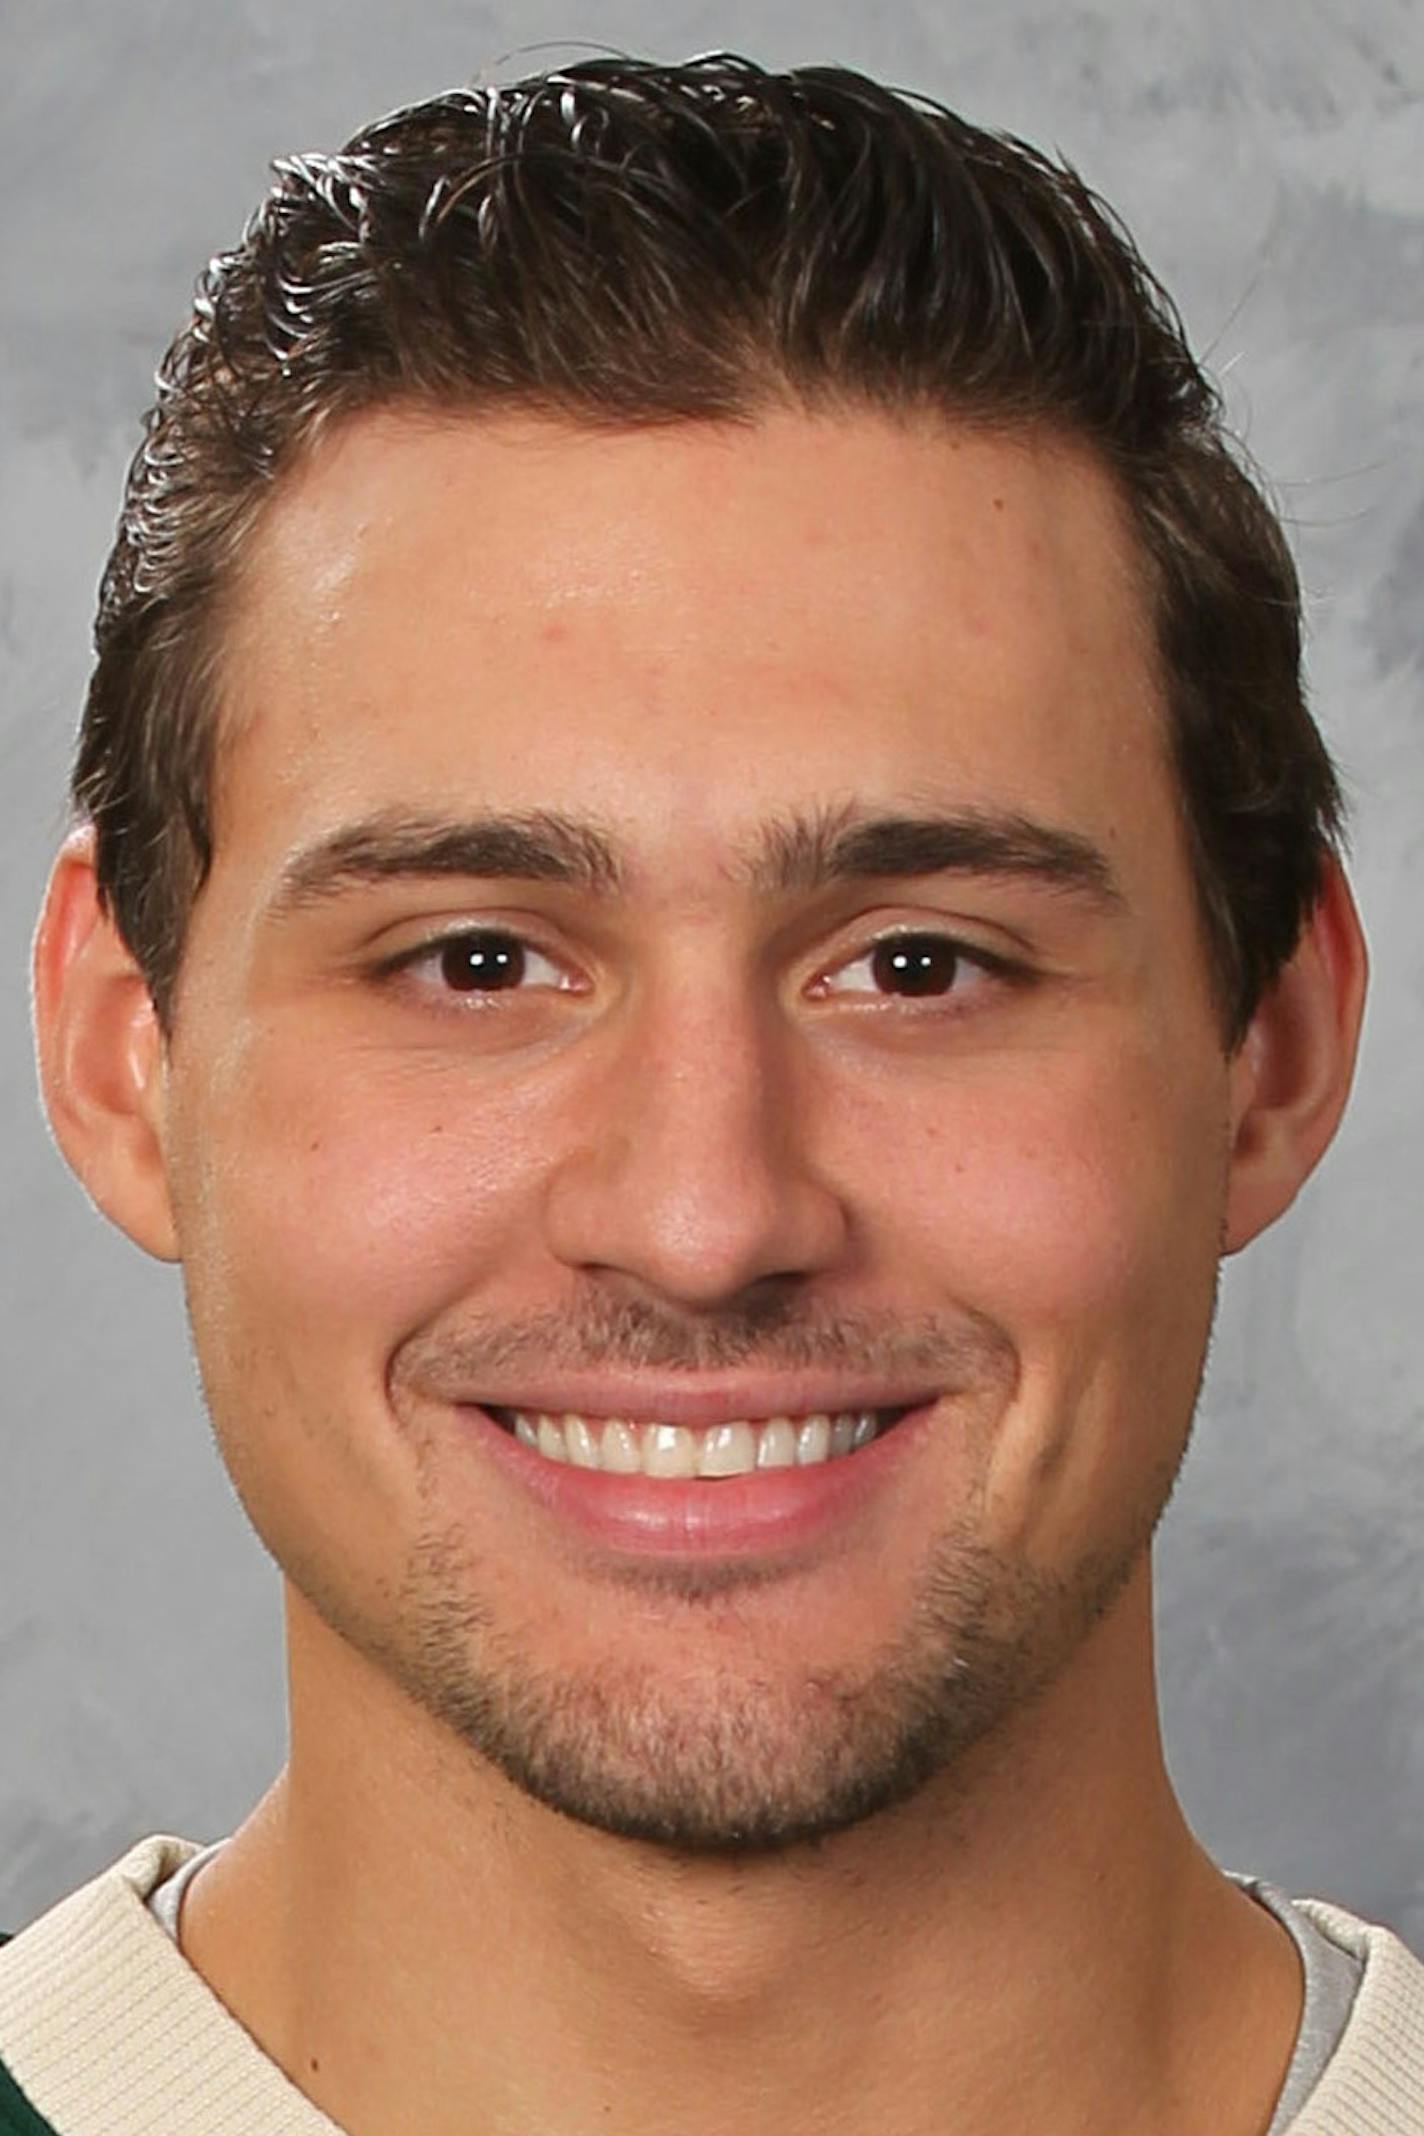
left=74, top=51, right=1342, bottom=1039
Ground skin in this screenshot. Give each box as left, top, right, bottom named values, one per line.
left=35, top=404, right=1367, bottom=2135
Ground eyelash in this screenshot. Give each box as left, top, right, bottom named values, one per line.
left=811, top=933, right=1015, bottom=1003
left=375, top=930, right=573, bottom=1002
left=373, top=926, right=1021, bottom=1010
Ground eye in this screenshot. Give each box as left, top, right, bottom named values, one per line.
left=815, top=930, right=1003, bottom=1001
left=386, top=928, right=572, bottom=999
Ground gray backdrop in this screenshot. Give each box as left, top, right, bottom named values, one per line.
left=2, top=0, right=1421, bottom=1943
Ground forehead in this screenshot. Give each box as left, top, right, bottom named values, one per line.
left=214, top=403, right=1172, bottom=882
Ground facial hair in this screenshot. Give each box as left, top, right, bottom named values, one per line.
left=321, top=1293, right=1199, bottom=1858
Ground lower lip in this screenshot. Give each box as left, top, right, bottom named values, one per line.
left=458, top=1403, right=937, bottom=1557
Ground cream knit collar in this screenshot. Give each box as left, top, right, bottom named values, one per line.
left=3, top=1835, right=1424, bottom=2134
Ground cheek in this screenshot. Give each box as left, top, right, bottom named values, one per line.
left=169, top=1039, right=562, bottom=1374
left=835, top=1042, right=1230, bottom=1542
left=856, top=1057, right=1222, bottom=1320
left=165, top=1039, right=574, bottom=1595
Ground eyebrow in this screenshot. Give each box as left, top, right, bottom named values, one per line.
left=741, top=801, right=1123, bottom=907
left=271, top=810, right=623, bottom=911
left=268, top=802, right=1124, bottom=916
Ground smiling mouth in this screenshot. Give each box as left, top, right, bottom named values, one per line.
left=483, top=1405, right=917, bottom=1479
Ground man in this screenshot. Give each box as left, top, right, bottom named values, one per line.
left=0, top=47, right=1416, bottom=2136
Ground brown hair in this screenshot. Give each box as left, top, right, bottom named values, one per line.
left=73, top=51, right=1343, bottom=1040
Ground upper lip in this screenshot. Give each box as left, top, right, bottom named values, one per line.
left=463, top=1377, right=940, bottom=1430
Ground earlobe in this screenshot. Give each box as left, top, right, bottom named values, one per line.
left=32, top=828, right=180, bottom=1262
left=1223, top=856, right=1369, bottom=1254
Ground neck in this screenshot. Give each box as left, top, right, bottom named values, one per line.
left=181, top=1565, right=1301, bottom=2136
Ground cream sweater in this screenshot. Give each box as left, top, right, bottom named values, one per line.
left=2, top=1835, right=1423, bottom=2134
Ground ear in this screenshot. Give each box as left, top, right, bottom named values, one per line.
left=32, top=828, right=180, bottom=1261
left=1223, top=855, right=1368, bottom=1254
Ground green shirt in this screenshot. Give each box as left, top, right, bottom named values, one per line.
left=0, top=2050, right=57, bottom=2135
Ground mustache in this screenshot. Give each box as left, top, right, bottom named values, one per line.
left=392, top=1293, right=1015, bottom=1391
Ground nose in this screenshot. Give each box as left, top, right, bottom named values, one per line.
left=541, top=979, right=849, bottom=1310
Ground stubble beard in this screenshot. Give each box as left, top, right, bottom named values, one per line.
left=313, top=1297, right=1198, bottom=1858
left=372, top=1502, right=1166, bottom=1856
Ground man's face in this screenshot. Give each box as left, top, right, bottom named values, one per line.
left=155, top=405, right=1237, bottom=1850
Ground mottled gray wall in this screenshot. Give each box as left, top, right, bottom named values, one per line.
left=2, top=0, right=1421, bottom=1942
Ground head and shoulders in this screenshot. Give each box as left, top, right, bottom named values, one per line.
left=0, top=47, right=1415, bottom=2136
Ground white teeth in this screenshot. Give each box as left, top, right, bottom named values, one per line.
left=698, top=1422, right=756, bottom=1477
left=502, top=1406, right=891, bottom=1477
left=796, top=1414, right=831, bottom=1465
left=755, top=1417, right=798, bottom=1470
left=564, top=1414, right=600, bottom=1469
left=537, top=1417, right=568, bottom=1463
left=641, top=1423, right=697, bottom=1478
left=600, top=1418, right=641, bottom=1474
